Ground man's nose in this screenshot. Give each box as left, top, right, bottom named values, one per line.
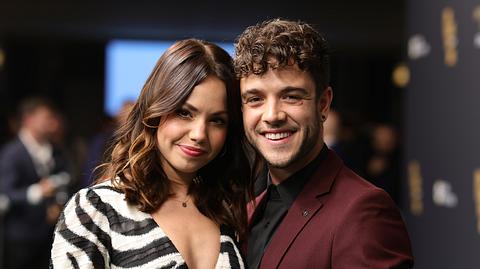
left=261, top=100, right=287, bottom=125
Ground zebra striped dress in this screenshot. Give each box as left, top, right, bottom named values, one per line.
left=50, top=181, right=245, bottom=269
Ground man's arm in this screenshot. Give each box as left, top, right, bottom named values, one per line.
left=0, top=148, right=55, bottom=206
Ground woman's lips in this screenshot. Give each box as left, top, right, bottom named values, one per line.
left=178, top=145, right=206, bottom=157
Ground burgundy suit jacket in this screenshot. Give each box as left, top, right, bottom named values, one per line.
left=247, top=150, right=414, bottom=269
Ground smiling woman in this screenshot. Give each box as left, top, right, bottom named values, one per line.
left=50, top=39, right=252, bottom=269
left=157, top=75, right=229, bottom=179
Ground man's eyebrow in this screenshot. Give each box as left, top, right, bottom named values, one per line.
left=241, top=87, right=311, bottom=99
left=279, top=87, right=310, bottom=95
left=241, top=89, right=262, bottom=98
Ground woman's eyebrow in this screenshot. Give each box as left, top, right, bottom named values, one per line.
left=182, top=102, right=198, bottom=112
left=184, top=102, right=227, bottom=116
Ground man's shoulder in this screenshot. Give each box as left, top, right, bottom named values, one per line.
left=306, top=153, right=383, bottom=199
left=324, top=165, right=396, bottom=209
left=0, top=137, right=28, bottom=163
left=0, top=137, right=24, bottom=154
left=336, top=166, right=381, bottom=192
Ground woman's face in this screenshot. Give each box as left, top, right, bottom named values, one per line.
left=157, top=75, right=229, bottom=181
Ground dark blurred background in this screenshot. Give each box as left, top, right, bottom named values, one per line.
left=0, top=0, right=407, bottom=199
left=0, top=0, right=406, bottom=142
left=0, top=0, right=479, bottom=268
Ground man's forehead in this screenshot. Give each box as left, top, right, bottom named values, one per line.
left=240, top=64, right=309, bottom=84
left=244, top=63, right=296, bottom=77
left=239, top=66, right=316, bottom=97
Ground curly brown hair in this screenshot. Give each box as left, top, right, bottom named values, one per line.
left=234, top=18, right=330, bottom=94
left=98, top=39, right=252, bottom=239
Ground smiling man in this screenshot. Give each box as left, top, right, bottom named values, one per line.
left=234, top=19, right=414, bottom=269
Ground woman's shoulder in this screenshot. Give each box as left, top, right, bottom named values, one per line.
left=218, top=225, right=245, bottom=268
left=51, top=181, right=163, bottom=268
left=60, top=179, right=150, bottom=225
left=85, top=179, right=125, bottom=200
left=219, top=225, right=241, bottom=246
left=68, top=180, right=124, bottom=208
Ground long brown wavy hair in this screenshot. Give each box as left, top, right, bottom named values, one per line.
left=98, top=39, right=252, bottom=239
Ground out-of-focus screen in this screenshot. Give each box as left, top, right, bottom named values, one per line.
left=105, top=40, right=235, bottom=116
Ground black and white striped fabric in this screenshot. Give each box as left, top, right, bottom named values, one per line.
left=50, top=181, right=245, bottom=269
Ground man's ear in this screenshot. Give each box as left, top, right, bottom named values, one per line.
left=317, top=86, right=333, bottom=118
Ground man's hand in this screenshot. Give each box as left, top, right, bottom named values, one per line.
left=38, top=178, right=56, bottom=198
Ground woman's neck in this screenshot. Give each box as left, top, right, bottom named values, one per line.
left=160, top=160, right=196, bottom=196
left=168, top=179, right=190, bottom=197
left=164, top=171, right=195, bottom=197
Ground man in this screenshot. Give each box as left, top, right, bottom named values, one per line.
left=234, top=19, right=414, bottom=269
left=0, top=97, right=70, bottom=269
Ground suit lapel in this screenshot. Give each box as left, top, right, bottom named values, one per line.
left=247, top=190, right=268, bottom=226
left=18, top=138, right=41, bottom=180
left=243, top=189, right=268, bottom=254
left=260, top=150, right=343, bottom=268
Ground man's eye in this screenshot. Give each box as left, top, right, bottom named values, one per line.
left=283, top=95, right=301, bottom=101
left=246, top=96, right=263, bottom=104
left=176, top=109, right=192, bottom=118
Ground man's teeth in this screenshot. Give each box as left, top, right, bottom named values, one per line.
left=265, top=132, right=291, bottom=140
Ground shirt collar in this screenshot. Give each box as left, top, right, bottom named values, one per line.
left=19, top=128, right=54, bottom=176
left=256, top=145, right=329, bottom=206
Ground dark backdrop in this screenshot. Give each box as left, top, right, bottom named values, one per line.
left=404, top=0, right=480, bottom=267
left=0, top=0, right=405, bottom=144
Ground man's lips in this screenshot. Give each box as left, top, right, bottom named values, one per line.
left=178, top=145, right=206, bottom=157
left=259, top=130, right=295, bottom=141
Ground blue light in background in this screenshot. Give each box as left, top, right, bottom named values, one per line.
left=105, top=40, right=234, bottom=116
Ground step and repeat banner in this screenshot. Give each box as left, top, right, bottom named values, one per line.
left=404, top=0, right=480, bottom=267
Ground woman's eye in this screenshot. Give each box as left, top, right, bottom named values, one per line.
left=211, top=118, right=227, bottom=126
left=176, top=109, right=192, bottom=118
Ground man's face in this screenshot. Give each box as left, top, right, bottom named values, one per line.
left=25, top=106, right=57, bottom=142
left=240, top=64, right=332, bottom=177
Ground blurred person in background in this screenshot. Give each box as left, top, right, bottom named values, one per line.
left=325, top=110, right=373, bottom=178
left=80, top=100, right=135, bottom=188
left=323, top=109, right=352, bottom=165
left=364, top=123, right=401, bottom=203
left=0, top=97, right=70, bottom=269
left=50, top=39, right=252, bottom=268
left=323, top=109, right=340, bottom=149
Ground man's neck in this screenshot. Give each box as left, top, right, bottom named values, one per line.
left=20, top=128, right=47, bottom=146
left=269, top=142, right=325, bottom=185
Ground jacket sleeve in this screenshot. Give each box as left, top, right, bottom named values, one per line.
left=0, top=147, right=31, bottom=205
left=332, top=188, right=414, bottom=269
left=50, top=189, right=110, bottom=269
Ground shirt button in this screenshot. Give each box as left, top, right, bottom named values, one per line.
left=302, top=210, right=309, bottom=217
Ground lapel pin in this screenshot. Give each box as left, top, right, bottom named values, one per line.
left=302, top=209, right=309, bottom=217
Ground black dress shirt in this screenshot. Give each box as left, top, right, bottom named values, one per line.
left=247, top=146, right=328, bottom=269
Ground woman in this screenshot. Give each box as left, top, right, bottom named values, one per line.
left=50, top=39, right=251, bottom=269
